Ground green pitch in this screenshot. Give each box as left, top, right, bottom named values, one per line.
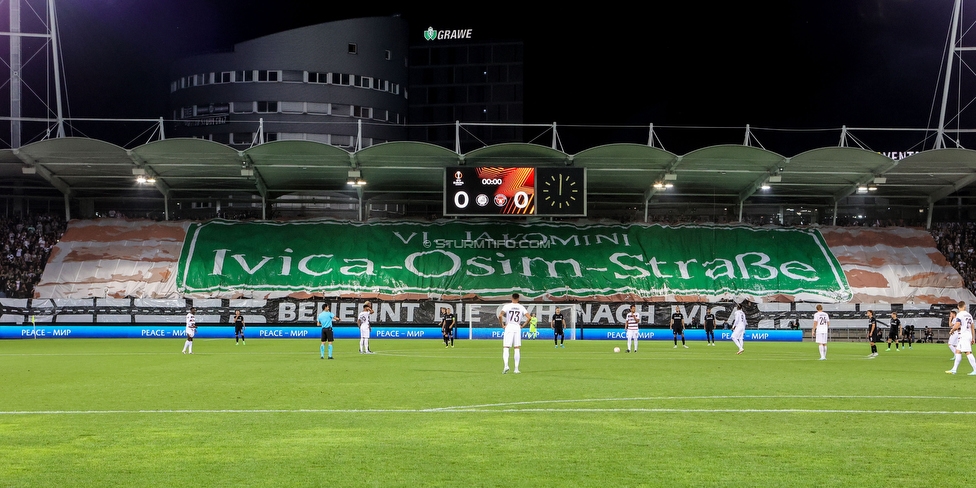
left=0, top=338, right=968, bottom=487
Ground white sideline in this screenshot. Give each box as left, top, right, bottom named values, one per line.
left=2, top=395, right=974, bottom=416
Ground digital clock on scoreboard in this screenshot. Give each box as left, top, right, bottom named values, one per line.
left=444, top=167, right=586, bottom=217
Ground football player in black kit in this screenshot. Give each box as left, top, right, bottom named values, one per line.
left=703, top=308, right=716, bottom=346
left=886, top=311, right=901, bottom=351
left=866, top=310, right=879, bottom=358
left=552, top=307, right=566, bottom=348
left=233, top=310, right=245, bottom=345
left=900, top=316, right=915, bottom=350
left=670, top=306, right=687, bottom=348
left=441, top=307, right=457, bottom=348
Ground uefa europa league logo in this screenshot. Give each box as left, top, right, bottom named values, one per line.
left=424, top=27, right=437, bottom=41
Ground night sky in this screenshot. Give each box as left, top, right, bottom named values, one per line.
left=41, top=0, right=959, bottom=153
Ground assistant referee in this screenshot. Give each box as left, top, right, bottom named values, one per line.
left=318, top=304, right=337, bottom=359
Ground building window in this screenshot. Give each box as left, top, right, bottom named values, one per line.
left=332, top=135, right=353, bottom=148
left=256, top=101, right=278, bottom=113
left=332, top=104, right=351, bottom=116
left=231, top=102, right=253, bottom=114
left=307, top=102, right=329, bottom=114
left=348, top=43, right=357, bottom=54
left=353, top=106, right=372, bottom=119
left=280, top=101, right=304, bottom=114
left=231, top=133, right=253, bottom=145
left=236, top=70, right=254, bottom=82
left=257, top=70, right=279, bottom=82
left=281, top=70, right=303, bottom=82
left=220, top=72, right=232, bottom=83
left=336, top=73, right=351, bottom=86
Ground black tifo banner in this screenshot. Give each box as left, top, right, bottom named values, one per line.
left=0, top=298, right=958, bottom=328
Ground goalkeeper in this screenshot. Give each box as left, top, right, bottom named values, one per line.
left=528, top=312, right=539, bottom=339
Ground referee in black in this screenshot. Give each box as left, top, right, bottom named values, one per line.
left=552, top=307, right=566, bottom=348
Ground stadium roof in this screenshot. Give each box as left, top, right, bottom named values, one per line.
left=2, top=137, right=976, bottom=212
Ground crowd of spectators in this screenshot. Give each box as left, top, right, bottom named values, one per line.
left=931, top=222, right=976, bottom=296
left=0, top=214, right=66, bottom=298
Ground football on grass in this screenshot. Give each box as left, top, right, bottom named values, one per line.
left=613, top=347, right=620, bottom=353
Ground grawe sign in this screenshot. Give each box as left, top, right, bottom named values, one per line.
left=423, top=27, right=473, bottom=41
left=176, top=220, right=852, bottom=301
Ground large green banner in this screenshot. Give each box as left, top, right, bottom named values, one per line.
left=177, top=220, right=852, bottom=301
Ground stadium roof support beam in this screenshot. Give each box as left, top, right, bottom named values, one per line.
left=356, top=185, right=364, bottom=222
left=928, top=172, right=976, bottom=204
left=642, top=188, right=655, bottom=222
left=738, top=156, right=790, bottom=202
left=833, top=174, right=875, bottom=203
left=642, top=156, right=683, bottom=222
left=126, top=150, right=170, bottom=199
left=739, top=174, right=769, bottom=203
left=150, top=175, right=171, bottom=201
left=12, top=148, right=72, bottom=219
left=832, top=160, right=900, bottom=202
left=12, top=149, right=70, bottom=196
left=241, top=153, right=268, bottom=200
left=253, top=171, right=269, bottom=220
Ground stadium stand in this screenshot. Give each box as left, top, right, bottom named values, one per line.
left=0, top=214, right=65, bottom=298
left=932, top=222, right=976, bottom=296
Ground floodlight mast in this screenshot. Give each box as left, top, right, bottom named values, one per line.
left=10, top=0, right=20, bottom=148
left=4, top=0, right=65, bottom=149
left=49, top=0, right=65, bottom=140
left=935, top=0, right=963, bottom=150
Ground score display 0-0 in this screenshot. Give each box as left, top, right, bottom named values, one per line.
left=444, top=166, right=585, bottom=217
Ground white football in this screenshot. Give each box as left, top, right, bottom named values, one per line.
left=613, top=347, right=620, bottom=353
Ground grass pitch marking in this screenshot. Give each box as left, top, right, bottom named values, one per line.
left=3, top=395, right=975, bottom=416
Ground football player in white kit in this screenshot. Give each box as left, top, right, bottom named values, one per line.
left=498, top=293, right=528, bottom=374
left=947, top=310, right=959, bottom=360
left=946, top=302, right=976, bottom=375
left=181, top=307, right=197, bottom=354
left=358, top=301, right=374, bottom=354
left=812, top=304, right=829, bottom=360
left=624, top=304, right=640, bottom=353
left=730, top=303, right=747, bottom=355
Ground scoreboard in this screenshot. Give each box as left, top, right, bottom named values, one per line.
left=444, top=166, right=586, bottom=217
